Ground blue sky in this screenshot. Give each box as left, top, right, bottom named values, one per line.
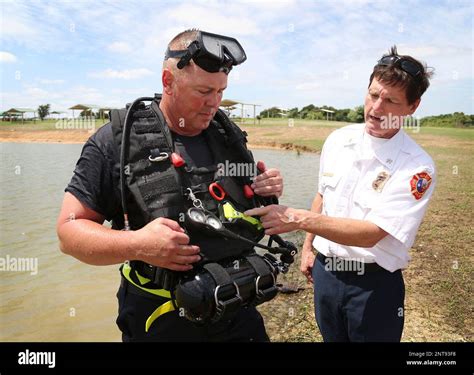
left=1, top=0, right=472, bottom=118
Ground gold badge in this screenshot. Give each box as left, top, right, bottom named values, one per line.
left=372, top=171, right=390, bottom=192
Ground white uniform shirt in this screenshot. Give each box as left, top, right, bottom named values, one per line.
left=313, top=123, right=436, bottom=272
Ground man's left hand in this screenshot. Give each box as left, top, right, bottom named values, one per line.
left=245, top=205, right=304, bottom=235
left=251, top=161, right=283, bottom=198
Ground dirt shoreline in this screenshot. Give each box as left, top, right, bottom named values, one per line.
left=0, top=130, right=319, bottom=153
left=0, top=130, right=93, bottom=144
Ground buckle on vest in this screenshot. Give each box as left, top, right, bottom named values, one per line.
left=213, top=282, right=242, bottom=322
left=255, top=273, right=278, bottom=304
left=149, top=151, right=169, bottom=162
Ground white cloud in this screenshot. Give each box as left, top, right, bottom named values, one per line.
left=1, top=12, right=36, bottom=39
left=0, top=2, right=63, bottom=51
left=67, top=86, right=105, bottom=103
left=1, top=85, right=106, bottom=113
left=398, top=45, right=440, bottom=58
left=240, top=0, right=296, bottom=9
left=89, top=68, right=154, bottom=80
left=295, top=81, right=320, bottom=91
left=0, top=51, right=17, bottom=63
left=25, top=87, right=50, bottom=99
left=36, top=78, right=65, bottom=85
left=107, top=41, right=132, bottom=54
left=163, top=4, right=261, bottom=36
left=0, top=1, right=471, bottom=116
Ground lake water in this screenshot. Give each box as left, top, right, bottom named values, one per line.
left=0, top=142, right=319, bottom=341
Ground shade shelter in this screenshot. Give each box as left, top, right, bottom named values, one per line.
left=69, top=104, right=114, bottom=121
left=220, top=99, right=261, bottom=125
left=3, top=108, right=37, bottom=123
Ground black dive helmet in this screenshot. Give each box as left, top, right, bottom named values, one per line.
left=118, top=31, right=297, bottom=325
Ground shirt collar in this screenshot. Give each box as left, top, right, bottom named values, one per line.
left=373, top=129, right=404, bottom=170
left=344, top=125, right=405, bottom=170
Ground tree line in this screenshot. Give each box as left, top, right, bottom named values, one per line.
left=259, top=105, right=365, bottom=123
left=259, top=105, right=473, bottom=127
left=419, top=113, right=473, bottom=127
left=35, top=103, right=474, bottom=127
left=36, top=104, right=109, bottom=120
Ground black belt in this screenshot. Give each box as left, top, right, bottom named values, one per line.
left=129, top=260, right=177, bottom=290
left=317, top=252, right=384, bottom=273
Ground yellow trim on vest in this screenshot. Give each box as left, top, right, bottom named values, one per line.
left=135, top=270, right=151, bottom=285
left=222, top=201, right=263, bottom=230
left=145, top=300, right=176, bottom=332
left=121, top=263, right=171, bottom=299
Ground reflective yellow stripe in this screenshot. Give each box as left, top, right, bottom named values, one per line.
left=121, top=263, right=171, bottom=299
left=222, top=202, right=263, bottom=230
left=121, top=263, right=176, bottom=332
left=135, top=270, right=151, bottom=285
left=145, top=300, right=176, bottom=332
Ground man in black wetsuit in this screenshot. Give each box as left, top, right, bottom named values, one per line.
left=56, top=29, right=284, bottom=342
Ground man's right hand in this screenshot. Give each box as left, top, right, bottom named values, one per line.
left=132, top=218, right=201, bottom=271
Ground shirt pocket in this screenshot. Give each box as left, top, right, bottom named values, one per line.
left=320, top=173, right=343, bottom=215
left=353, top=188, right=382, bottom=217
left=320, top=173, right=342, bottom=192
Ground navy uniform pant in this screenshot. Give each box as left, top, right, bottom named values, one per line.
left=313, top=253, right=405, bottom=342
left=116, top=278, right=270, bottom=342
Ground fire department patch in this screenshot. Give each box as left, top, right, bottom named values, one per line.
left=410, top=172, right=432, bottom=200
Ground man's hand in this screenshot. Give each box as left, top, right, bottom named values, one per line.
left=300, top=248, right=316, bottom=284
left=251, top=161, right=283, bottom=198
left=132, top=218, right=201, bottom=271
left=245, top=205, right=306, bottom=235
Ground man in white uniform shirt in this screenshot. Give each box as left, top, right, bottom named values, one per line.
left=246, top=46, right=435, bottom=342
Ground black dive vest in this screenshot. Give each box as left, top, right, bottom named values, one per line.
left=111, top=94, right=265, bottom=263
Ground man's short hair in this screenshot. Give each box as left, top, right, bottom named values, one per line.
left=163, top=29, right=200, bottom=74
left=168, top=29, right=200, bottom=50
left=369, top=46, right=433, bottom=104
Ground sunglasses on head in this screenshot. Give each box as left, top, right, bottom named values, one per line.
left=377, top=55, right=423, bottom=78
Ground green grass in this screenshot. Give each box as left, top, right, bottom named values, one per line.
left=414, top=126, right=474, bottom=140
left=234, top=117, right=347, bottom=127
left=3, top=117, right=472, bottom=140
left=287, top=138, right=326, bottom=150
left=413, top=137, right=473, bottom=339
left=246, top=118, right=351, bottom=128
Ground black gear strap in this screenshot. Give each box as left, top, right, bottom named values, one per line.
left=203, top=263, right=242, bottom=323
left=245, top=254, right=278, bottom=304
left=129, top=260, right=178, bottom=291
